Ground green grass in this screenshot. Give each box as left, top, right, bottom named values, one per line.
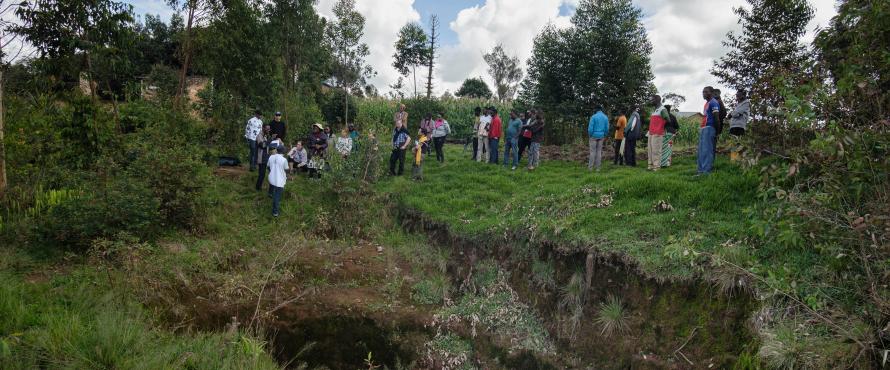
left=593, top=295, right=629, bottom=337
left=379, top=145, right=758, bottom=280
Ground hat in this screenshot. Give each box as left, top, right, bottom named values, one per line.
left=275, top=111, right=282, bottom=116
left=313, top=123, right=324, bottom=130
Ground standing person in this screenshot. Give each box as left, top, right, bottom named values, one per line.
left=255, top=124, right=271, bottom=191
left=348, top=124, right=360, bottom=153
left=713, top=89, right=728, bottom=156
left=476, top=108, right=491, bottom=162
left=624, top=107, right=642, bottom=167
left=527, top=111, right=545, bottom=171
left=587, top=104, right=609, bottom=171
left=420, top=113, right=434, bottom=155
left=518, top=111, right=533, bottom=163
left=389, top=119, right=411, bottom=176
left=244, top=110, right=263, bottom=171
left=270, top=111, right=287, bottom=143
left=728, top=89, right=750, bottom=136
left=394, top=104, right=408, bottom=129
left=471, top=107, right=482, bottom=160
left=412, top=128, right=430, bottom=181
left=647, top=95, right=669, bottom=171
left=307, top=123, right=328, bottom=179
left=613, top=112, right=627, bottom=165
left=267, top=146, right=288, bottom=218
left=287, top=141, right=308, bottom=174
left=661, top=105, right=680, bottom=168
left=488, top=108, right=502, bottom=164
left=697, top=86, right=721, bottom=175
left=336, top=128, right=353, bottom=159
left=323, top=126, right=335, bottom=153
left=503, top=111, right=522, bottom=169
left=430, top=112, right=451, bottom=163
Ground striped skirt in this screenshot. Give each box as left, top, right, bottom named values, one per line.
left=661, top=132, right=674, bottom=167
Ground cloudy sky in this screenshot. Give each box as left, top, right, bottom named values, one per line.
left=127, top=0, right=838, bottom=112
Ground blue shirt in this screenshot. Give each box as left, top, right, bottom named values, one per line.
left=705, top=98, right=720, bottom=128
left=505, top=118, right=522, bottom=140
left=587, top=111, right=609, bottom=139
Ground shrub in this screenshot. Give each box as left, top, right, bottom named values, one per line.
left=411, top=274, right=449, bottom=305
left=594, top=295, right=629, bottom=337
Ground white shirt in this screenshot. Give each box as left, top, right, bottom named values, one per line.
left=267, top=154, right=288, bottom=188
left=245, top=117, right=262, bottom=140
left=478, top=115, right=492, bottom=137
left=336, top=137, right=353, bottom=155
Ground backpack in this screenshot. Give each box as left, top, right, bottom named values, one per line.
left=667, top=112, right=679, bottom=134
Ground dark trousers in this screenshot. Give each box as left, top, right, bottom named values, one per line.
left=433, top=136, right=446, bottom=162
left=389, top=148, right=406, bottom=175
left=624, top=138, right=637, bottom=166
left=729, top=127, right=745, bottom=136
left=518, top=136, right=530, bottom=162
left=488, top=138, right=499, bottom=164
left=270, top=185, right=283, bottom=216
left=613, top=139, right=624, bottom=165
left=471, top=137, right=479, bottom=160
left=255, top=163, right=267, bottom=190
left=247, top=138, right=258, bottom=170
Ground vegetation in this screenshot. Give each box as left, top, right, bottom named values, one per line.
left=455, top=77, right=493, bottom=100
left=483, top=44, right=523, bottom=102
left=594, top=295, right=628, bottom=337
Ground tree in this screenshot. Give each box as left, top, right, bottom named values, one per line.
left=424, top=15, right=438, bottom=99
left=392, top=22, right=428, bottom=98
left=663, top=92, right=686, bottom=109
left=325, top=0, right=374, bottom=124
left=483, top=44, right=523, bottom=102
left=711, top=0, right=814, bottom=118
left=455, top=77, right=492, bottom=99
left=14, top=0, right=135, bottom=101
left=166, top=0, right=216, bottom=107
left=0, top=0, right=27, bottom=196
left=388, top=76, right=406, bottom=100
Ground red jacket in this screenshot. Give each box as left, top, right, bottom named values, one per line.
left=489, top=115, right=502, bottom=139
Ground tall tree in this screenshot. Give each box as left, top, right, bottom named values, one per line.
left=455, top=77, right=492, bottom=99
left=711, top=0, right=814, bottom=118
left=14, top=0, right=135, bottom=101
left=0, top=0, right=26, bottom=196
left=483, top=44, right=523, bottom=102
left=392, top=22, right=428, bottom=98
left=324, top=0, right=373, bottom=124
left=423, top=14, right=438, bottom=99
left=166, top=0, right=215, bottom=107
left=663, top=92, right=686, bottom=109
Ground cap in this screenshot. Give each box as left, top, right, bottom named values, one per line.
left=275, top=112, right=282, bottom=116
left=313, top=123, right=324, bottom=130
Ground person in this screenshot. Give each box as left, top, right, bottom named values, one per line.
left=527, top=111, right=545, bottom=171
left=323, top=126, right=335, bottom=152
left=518, top=110, right=533, bottom=163
left=430, top=112, right=451, bottom=163
left=348, top=124, right=360, bottom=153
left=307, top=123, right=328, bottom=179
left=336, top=128, right=353, bottom=158
left=647, top=95, right=669, bottom=171
left=624, top=107, right=641, bottom=167
left=420, top=113, right=434, bottom=154
left=267, top=146, right=288, bottom=218
left=244, top=110, right=263, bottom=171
left=728, top=89, right=750, bottom=136
left=587, top=104, right=609, bottom=171
left=389, top=118, right=411, bottom=176
left=394, top=104, right=408, bottom=129
left=713, top=88, right=728, bottom=156
left=488, top=108, right=502, bottom=164
left=412, top=128, right=430, bottom=181
left=503, top=111, right=522, bottom=169
left=270, top=111, right=287, bottom=142
left=476, top=107, right=491, bottom=163
left=661, top=104, right=680, bottom=168
left=287, top=141, right=308, bottom=174
left=471, top=107, right=482, bottom=160
left=697, top=86, right=721, bottom=175
left=613, top=112, right=627, bottom=165
left=255, top=124, right=271, bottom=191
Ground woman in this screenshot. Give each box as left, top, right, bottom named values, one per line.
left=661, top=105, right=679, bottom=167
left=336, top=128, right=353, bottom=159
left=420, top=113, right=435, bottom=155
left=430, top=112, right=451, bottom=163
left=471, top=107, right=481, bottom=160
left=518, top=110, right=535, bottom=165
left=287, top=141, right=308, bottom=174
left=255, top=124, right=272, bottom=191
left=526, top=112, right=545, bottom=171
left=307, top=123, right=328, bottom=179
left=613, top=113, right=627, bottom=165
left=323, top=126, right=335, bottom=154
left=623, top=107, right=641, bottom=167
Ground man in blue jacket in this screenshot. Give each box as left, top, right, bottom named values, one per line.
left=587, top=104, right=609, bottom=171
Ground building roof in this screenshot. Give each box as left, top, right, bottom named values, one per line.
left=676, top=112, right=703, bottom=118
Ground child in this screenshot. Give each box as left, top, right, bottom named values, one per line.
left=412, top=128, right=430, bottom=181
left=287, top=141, right=308, bottom=174
left=336, top=128, right=353, bottom=159
left=267, top=146, right=288, bottom=217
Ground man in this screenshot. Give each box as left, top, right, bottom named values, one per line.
left=587, top=104, right=609, bottom=171
left=518, top=110, right=534, bottom=163
left=270, top=111, right=287, bottom=143
left=503, top=111, right=522, bottom=170
left=624, top=107, right=641, bottom=167
left=471, top=107, right=482, bottom=160
left=613, top=112, right=627, bottom=165
left=244, top=110, right=263, bottom=171
left=697, top=86, right=721, bottom=175
left=713, top=88, right=728, bottom=155
left=728, top=89, right=750, bottom=136
left=476, top=107, right=491, bottom=163
left=389, top=118, right=411, bottom=176
left=488, top=108, right=502, bottom=164
left=267, top=146, right=288, bottom=218
left=255, top=124, right=271, bottom=191
left=647, top=95, right=669, bottom=171
left=394, top=104, right=408, bottom=129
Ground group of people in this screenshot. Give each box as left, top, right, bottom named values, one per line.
left=244, top=110, right=361, bottom=217
left=389, top=104, right=453, bottom=180
left=471, top=107, right=546, bottom=170
left=585, top=87, right=750, bottom=175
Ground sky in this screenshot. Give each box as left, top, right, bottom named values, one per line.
left=126, top=0, right=839, bottom=112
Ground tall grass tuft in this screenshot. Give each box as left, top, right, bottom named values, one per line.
left=594, top=295, right=629, bottom=337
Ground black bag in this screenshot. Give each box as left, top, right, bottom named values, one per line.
left=218, top=156, right=241, bottom=167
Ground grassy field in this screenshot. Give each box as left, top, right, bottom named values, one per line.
left=379, top=145, right=758, bottom=280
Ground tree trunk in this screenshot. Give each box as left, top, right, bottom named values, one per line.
left=343, top=87, right=349, bottom=127
left=412, top=65, right=417, bottom=98
left=0, top=66, right=7, bottom=196
left=175, top=1, right=196, bottom=108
